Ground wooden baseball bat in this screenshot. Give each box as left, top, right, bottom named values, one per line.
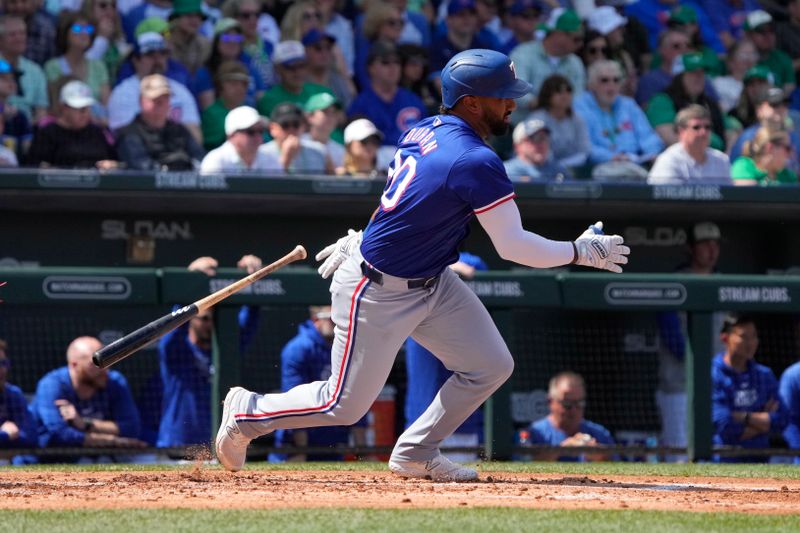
left=92, top=245, right=307, bottom=369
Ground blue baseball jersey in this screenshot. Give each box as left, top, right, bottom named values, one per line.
left=30, top=366, right=141, bottom=448
left=361, top=114, right=516, bottom=279
left=711, top=353, right=789, bottom=462
left=0, top=383, right=35, bottom=447
left=346, top=85, right=426, bottom=147
left=528, top=416, right=615, bottom=462
left=157, top=305, right=260, bottom=447
left=780, top=362, right=800, bottom=464
left=405, top=253, right=488, bottom=435
left=271, top=320, right=367, bottom=462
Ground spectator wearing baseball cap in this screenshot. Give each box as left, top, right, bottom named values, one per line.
left=499, top=0, right=541, bottom=54
left=646, top=52, right=729, bottom=152
left=730, top=87, right=800, bottom=171
left=26, top=78, right=118, bottom=169
left=303, top=92, right=346, bottom=169
left=116, top=74, right=205, bottom=171
left=728, top=65, right=775, bottom=129
left=200, top=105, right=282, bottom=173
left=347, top=40, right=425, bottom=149
left=121, top=0, right=173, bottom=44
left=503, top=118, right=570, bottom=182
left=659, top=5, right=724, bottom=78
left=586, top=6, right=638, bottom=97
left=303, top=29, right=355, bottom=110
left=745, top=10, right=796, bottom=95
left=648, top=104, right=732, bottom=185
left=256, top=40, right=334, bottom=120
left=108, top=31, right=202, bottom=143
left=200, top=61, right=252, bottom=150
left=337, top=118, right=383, bottom=177
left=192, top=17, right=266, bottom=111
left=428, top=0, right=495, bottom=73
left=509, top=8, right=585, bottom=123
left=623, top=0, right=723, bottom=54
left=167, top=0, right=211, bottom=76
left=114, top=17, right=192, bottom=89
left=260, top=101, right=331, bottom=173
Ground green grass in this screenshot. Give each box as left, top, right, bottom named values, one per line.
left=1, top=509, right=799, bottom=533
left=4, top=461, right=800, bottom=479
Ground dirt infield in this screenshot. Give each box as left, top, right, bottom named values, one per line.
left=1, top=468, right=799, bottom=514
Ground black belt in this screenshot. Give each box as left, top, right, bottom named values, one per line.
left=361, top=262, right=438, bottom=289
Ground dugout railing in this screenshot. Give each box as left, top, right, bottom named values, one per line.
left=2, top=267, right=800, bottom=463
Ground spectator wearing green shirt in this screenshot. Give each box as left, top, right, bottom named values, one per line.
left=647, top=53, right=728, bottom=152
left=731, top=127, right=798, bottom=186
left=256, top=40, right=332, bottom=120
left=201, top=60, right=250, bottom=151
left=744, top=10, right=796, bottom=96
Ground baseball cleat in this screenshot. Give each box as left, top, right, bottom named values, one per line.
left=215, top=387, right=253, bottom=472
left=388, top=454, right=479, bottom=482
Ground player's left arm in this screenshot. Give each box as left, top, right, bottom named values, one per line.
left=476, top=200, right=629, bottom=272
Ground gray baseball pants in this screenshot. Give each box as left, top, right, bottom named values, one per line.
left=242, top=249, right=514, bottom=463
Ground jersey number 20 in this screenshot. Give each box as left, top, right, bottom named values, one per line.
left=380, top=151, right=417, bottom=211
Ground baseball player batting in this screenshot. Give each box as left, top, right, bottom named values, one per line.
left=216, top=49, right=630, bottom=481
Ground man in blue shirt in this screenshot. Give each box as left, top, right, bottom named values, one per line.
left=271, top=305, right=367, bottom=462
left=216, top=49, right=629, bottom=481
left=347, top=40, right=426, bottom=148
left=29, top=336, right=146, bottom=460
left=712, top=314, right=789, bottom=463
left=779, top=359, right=800, bottom=464
left=157, top=255, right=261, bottom=448
left=0, top=338, right=35, bottom=449
left=528, top=372, right=615, bottom=462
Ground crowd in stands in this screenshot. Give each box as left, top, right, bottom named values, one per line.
left=0, top=0, right=794, bottom=184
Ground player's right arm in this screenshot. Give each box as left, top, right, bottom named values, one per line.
left=476, top=200, right=629, bottom=273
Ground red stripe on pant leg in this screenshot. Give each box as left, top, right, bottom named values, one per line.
left=236, top=276, right=369, bottom=420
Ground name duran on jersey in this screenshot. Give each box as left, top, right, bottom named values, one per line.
left=360, top=114, right=516, bottom=279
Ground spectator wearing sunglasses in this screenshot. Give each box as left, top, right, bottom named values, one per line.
left=655, top=5, right=724, bottom=78
left=108, top=31, right=202, bottom=143
left=648, top=104, right=731, bottom=185
left=509, top=8, right=585, bottom=123
left=303, top=28, right=355, bottom=110
left=574, top=60, right=663, bottom=177
left=745, top=10, right=795, bottom=96
left=731, top=126, right=798, bottom=186
left=192, top=17, right=264, bottom=111
left=117, top=74, right=205, bottom=170
left=499, top=0, right=541, bottom=55
left=156, top=255, right=262, bottom=448
left=579, top=30, right=611, bottom=72
left=526, top=372, right=614, bottom=462
left=337, top=117, right=382, bottom=177
left=200, top=105, right=281, bottom=173
left=114, top=17, right=192, bottom=89
left=261, top=101, right=331, bottom=173
left=586, top=6, right=637, bottom=98
left=428, top=0, right=493, bottom=74
left=347, top=40, right=425, bottom=151
left=504, top=118, right=570, bottom=182
left=44, top=12, right=110, bottom=123
left=0, top=338, right=36, bottom=452
left=167, top=0, right=211, bottom=76
left=222, top=0, right=276, bottom=88
left=354, top=2, right=407, bottom=91
left=730, top=88, right=800, bottom=172
left=81, top=0, right=130, bottom=84
left=0, top=15, right=48, bottom=122
left=529, top=74, right=589, bottom=170
left=636, top=28, right=693, bottom=106
left=256, top=40, right=333, bottom=121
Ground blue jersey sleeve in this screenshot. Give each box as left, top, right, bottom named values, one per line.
left=107, top=371, right=141, bottom=439
left=0, top=385, right=35, bottom=447
left=33, top=373, right=86, bottom=447
left=711, top=370, right=745, bottom=442
left=780, top=364, right=800, bottom=450
left=449, top=147, right=515, bottom=214
left=281, top=337, right=310, bottom=392
left=763, top=370, right=789, bottom=434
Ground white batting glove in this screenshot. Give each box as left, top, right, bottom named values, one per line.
left=573, top=221, right=630, bottom=273
left=315, top=229, right=362, bottom=279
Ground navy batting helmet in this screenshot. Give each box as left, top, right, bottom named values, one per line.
left=440, top=49, right=532, bottom=109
